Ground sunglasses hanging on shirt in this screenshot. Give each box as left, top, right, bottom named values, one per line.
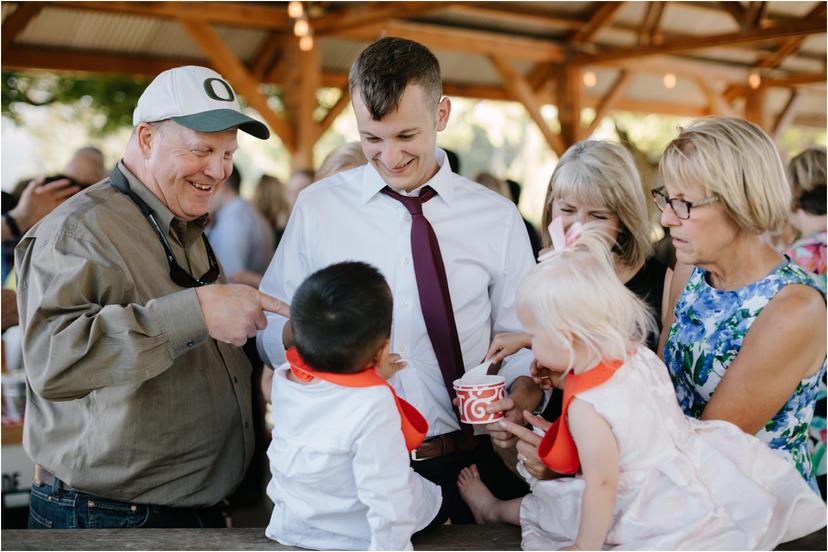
left=110, top=165, right=220, bottom=288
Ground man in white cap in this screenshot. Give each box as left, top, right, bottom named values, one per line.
left=15, top=65, right=288, bottom=529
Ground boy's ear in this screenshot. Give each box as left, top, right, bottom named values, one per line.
left=370, top=339, right=391, bottom=367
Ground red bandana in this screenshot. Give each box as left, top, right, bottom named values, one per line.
left=286, top=347, right=428, bottom=452
left=537, top=359, right=623, bottom=474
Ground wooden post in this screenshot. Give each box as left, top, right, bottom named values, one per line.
left=557, top=64, right=582, bottom=149
left=293, top=38, right=321, bottom=171
left=744, top=86, right=767, bottom=130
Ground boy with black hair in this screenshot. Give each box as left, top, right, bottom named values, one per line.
left=265, top=261, right=442, bottom=550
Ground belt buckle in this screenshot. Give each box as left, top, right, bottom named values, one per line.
left=410, top=448, right=425, bottom=462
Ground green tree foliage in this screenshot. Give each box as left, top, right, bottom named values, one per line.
left=2, top=71, right=150, bottom=135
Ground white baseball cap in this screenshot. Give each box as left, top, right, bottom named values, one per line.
left=133, top=65, right=270, bottom=140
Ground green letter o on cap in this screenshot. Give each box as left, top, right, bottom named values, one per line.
left=203, top=78, right=235, bottom=102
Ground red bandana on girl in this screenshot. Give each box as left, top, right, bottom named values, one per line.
left=286, top=347, right=428, bottom=452
left=537, top=359, right=623, bottom=474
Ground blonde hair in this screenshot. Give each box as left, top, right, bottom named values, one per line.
left=253, top=174, right=291, bottom=231
left=788, top=146, right=826, bottom=201
left=541, top=140, right=652, bottom=269
left=660, top=117, right=790, bottom=234
left=316, top=142, right=367, bottom=180
left=517, top=227, right=656, bottom=372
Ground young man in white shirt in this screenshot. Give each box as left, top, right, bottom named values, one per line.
left=258, top=36, right=543, bottom=522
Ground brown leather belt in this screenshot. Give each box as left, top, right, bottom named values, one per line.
left=410, top=431, right=477, bottom=461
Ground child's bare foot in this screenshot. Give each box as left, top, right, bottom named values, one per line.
left=457, top=464, right=501, bottom=524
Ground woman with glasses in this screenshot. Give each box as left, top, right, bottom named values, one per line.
left=657, top=117, right=826, bottom=492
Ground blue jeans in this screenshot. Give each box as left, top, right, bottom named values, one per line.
left=28, top=480, right=225, bottom=529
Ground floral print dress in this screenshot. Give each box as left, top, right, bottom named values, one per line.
left=664, top=259, right=825, bottom=492
left=785, top=230, right=827, bottom=494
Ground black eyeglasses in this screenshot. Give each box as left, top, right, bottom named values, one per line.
left=651, top=186, right=719, bottom=220
left=110, top=166, right=220, bottom=288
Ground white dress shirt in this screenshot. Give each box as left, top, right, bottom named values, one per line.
left=265, top=363, right=442, bottom=550
left=258, top=149, right=536, bottom=436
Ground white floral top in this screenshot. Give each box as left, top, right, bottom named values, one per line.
left=664, top=260, right=825, bottom=490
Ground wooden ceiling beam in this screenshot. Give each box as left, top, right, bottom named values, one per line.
left=177, top=17, right=295, bottom=150
left=312, top=1, right=455, bottom=36
left=2, top=45, right=201, bottom=76
left=584, top=70, right=631, bottom=136
left=695, top=78, right=738, bottom=117
left=251, top=33, right=286, bottom=81
left=338, top=20, right=565, bottom=62
left=2, top=2, right=44, bottom=53
left=448, top=3, right=586, bottom=31
left=47, top=1, right=290, bottom=30
left=718, top=2, right=746, bottom=30
left=570, top=1, right=625, bottom=44
left=488, top=54, right=566, bottom=156
left=772, top=89, right=802, bottom=140
left=577, top=17, right=827, bottom=64
left=638, top=1, right=666, bottom=47
left=761, top=72, right=827, bottom=87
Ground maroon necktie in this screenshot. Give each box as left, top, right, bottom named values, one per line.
left=381, top=186, right=466, bottom=411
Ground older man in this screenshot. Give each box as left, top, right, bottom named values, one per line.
left=16, top=65, right=288, bottom=529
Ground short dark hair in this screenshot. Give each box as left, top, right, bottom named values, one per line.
left=291, top=261, right=393, bottom=373
left=796, top=184, right=826, bottom=216
left=348, top=37, right=442, bottom=120
left=226, top=164, right=241, bottom=193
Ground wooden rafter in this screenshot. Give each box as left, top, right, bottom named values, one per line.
left=718, top=1, right=746, bottom=29
left=312, top=1, right=454, bottom=35
left=177, top=17, right=296, bottom=150
left=638, top=1, right=666, bottom=47
left=695, top=78, right=738, bottom=117
left=449, top=3, right=586, bottom=31
left=2, top=2, right=44, bottom=53
left=772, top=89, right=802, bottom=139
left=570, top=2, right=624, bottom=44
left=488, top=54, right=565, bottom=156
left=762, top=72, right=827, bottom=87
left=48, top=1, right=290, bottom=30
left=2, top=45, right=202, bottom=76
left=337, top=20, right=565, bottom=63
left=748, top=2, right=768, bottom=30
left=577, top=16, right=827, bottom=64
left=584, top=70, right=631, bottom=136
left=251, top=33, right=286, bottom=81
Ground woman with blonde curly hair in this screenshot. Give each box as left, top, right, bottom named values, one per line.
left=657, top=117, right=825, bottom=492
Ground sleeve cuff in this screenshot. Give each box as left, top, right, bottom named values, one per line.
left=153, top=288, right=209, bottom=358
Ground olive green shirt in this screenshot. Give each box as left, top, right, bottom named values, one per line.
left=15, top=161, right=254, bottom=507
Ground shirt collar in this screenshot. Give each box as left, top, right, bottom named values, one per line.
left=117, top=160, right=210, bottom=243
left=361, top=148, right=455, bottom=206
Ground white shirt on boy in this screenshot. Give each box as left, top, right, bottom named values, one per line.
left=257, top=149, right=536, bottom=437
left=265, top=362, right=442, bottom=550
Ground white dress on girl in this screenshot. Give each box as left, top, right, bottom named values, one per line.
left=519, top=346, right=827, bottom=550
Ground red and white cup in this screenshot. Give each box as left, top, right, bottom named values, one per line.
left=453, top=375, right=506, bottom=424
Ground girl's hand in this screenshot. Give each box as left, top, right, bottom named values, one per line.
left=486, top=332, right=531, bottom=364
left=498, top=410, right=560, bottom=480
left=376, top=353, right=407, bottom=380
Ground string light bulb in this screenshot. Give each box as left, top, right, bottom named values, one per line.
left=287, top=1, right=304, bottom=18
left=299, top=35, right=314, bottom=52
left=294, top=18, right=309, bottom=37
left=663, top=73, right=677, bottom=89
left=748, top=72, right=761, bottom=89
left=582, top=71, right=597, bottom=88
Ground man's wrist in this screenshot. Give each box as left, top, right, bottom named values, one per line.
left=3, top=211, right=22, bottom=239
